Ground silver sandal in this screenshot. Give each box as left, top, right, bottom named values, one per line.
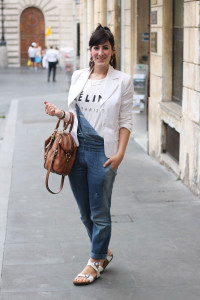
left=73, top=260, right=100, bottom=286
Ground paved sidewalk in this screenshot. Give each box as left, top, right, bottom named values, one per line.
left=1, top=69, right=200, bottom=300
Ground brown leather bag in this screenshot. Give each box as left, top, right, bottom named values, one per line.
left=44, top=112, right=77, bottom=194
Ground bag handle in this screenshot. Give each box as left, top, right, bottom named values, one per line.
left=54, top=112, right=74, bottom=133
left=63, top=112, right=74, bottom=132
left=46, top=167, right=65, bottom=194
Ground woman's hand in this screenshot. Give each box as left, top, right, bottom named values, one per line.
left=103, top=127, right=130, bottom=171
left=103, top=152, right=124, bottom=172
left=103, top=128, right=131, bottom=171
left=44, top=101, right=63, bottom=117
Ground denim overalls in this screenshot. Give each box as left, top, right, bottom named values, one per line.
left=69, top=105, right=116, bottom=260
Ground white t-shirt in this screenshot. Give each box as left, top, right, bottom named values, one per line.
left=35, top=46, right=41, bottom=58
left=46, top=49, right=58, bottom=62
left=76, top=77, right=106, bottom=137
left=28, top=46, right=35, bottom=58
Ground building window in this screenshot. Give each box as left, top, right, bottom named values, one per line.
left=172, top=0, right=184, bottom=104
left=162, top=122, right=180, bottom=162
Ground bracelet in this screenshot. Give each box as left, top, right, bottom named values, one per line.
left=58, top=110, right=65, bottom=120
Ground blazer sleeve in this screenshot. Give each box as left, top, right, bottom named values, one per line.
left=119, top=75, right=133, bottom=132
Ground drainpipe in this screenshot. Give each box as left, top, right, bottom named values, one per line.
left=0, top=0, right=6, bottom=46
left=0, top=0, right=8, bottom=67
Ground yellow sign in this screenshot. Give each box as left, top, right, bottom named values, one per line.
left=45, top=26, right=52, bottom=37
left=151, top=0, right=157, bottom=4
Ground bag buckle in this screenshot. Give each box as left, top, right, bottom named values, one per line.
left=66, top=153, right=71, bottom=162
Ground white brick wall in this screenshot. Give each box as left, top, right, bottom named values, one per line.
left=0, top=0, right=75, bottom=66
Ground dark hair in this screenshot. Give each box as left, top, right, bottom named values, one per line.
left=89, top=24, right=116, bottom=70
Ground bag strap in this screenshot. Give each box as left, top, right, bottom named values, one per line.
left=45, top=135, right=65, bottom=194
left=54, top=112, right=74, bottom=133
left=46, top=168, right=65, bottom=194
left=63, top=112, right=74, bottom=132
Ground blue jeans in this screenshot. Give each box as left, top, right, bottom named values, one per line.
left=68, top=106, right=116, bottom=259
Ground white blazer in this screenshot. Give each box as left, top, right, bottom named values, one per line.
left=68, top=65, right=133, bottom=158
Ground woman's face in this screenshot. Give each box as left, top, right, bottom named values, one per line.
left=90, top=41, right=114, bottom=69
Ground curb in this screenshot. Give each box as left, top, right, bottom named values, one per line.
left=0, top=99, right=18, bottom=282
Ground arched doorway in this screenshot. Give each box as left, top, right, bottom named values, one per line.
left=20, top=7, right=45, bottom=66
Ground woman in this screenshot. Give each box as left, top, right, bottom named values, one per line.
left=44, top=24, right=133, bottom=285
left=42, top=46, right=48, bottom=69
left=35, top=43, right=42, bottom=69
left=27, top=43, right=36, bottom=68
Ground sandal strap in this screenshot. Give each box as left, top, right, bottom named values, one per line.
left=100, top=253, right=114, bottom=273
left=107, top=254, right=113, bottom=262
left=99, top=265, right=104, bottom=272
left=87, top=260, right=100, bottom=278
left=76, top=273, right=94, bottom=283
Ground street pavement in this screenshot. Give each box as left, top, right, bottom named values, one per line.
left=0, top=68, right=200, bottom=300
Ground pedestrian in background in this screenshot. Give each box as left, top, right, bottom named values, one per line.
left=35, top=43, right=42, bottom=69
left=27, top=42, right=36, bottom=68
left=42, top=46, right=48, bottom=69
left=55, top=46, right=61, bottom=69
left=44, top=24, right=133, bottom=285
left=46, top=45, right=59, bottom=82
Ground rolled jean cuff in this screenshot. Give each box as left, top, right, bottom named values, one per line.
left=91, top=252, right=107, bottom=260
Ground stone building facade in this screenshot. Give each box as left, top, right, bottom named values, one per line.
left=149, top=0, right=200, bottom=195
left=79, top=0, right=149, bottom=74
left=79, top=0, right=200, bottom=196
left=0, top=0, right=78, bottom=67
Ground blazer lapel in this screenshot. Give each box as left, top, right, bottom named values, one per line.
left=68, top=69, right=92, bottom=105
left=68, top=66, right=119, bottom=107
left=100, top=65, right=120, bottom=106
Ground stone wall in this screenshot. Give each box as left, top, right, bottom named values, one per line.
left=123, top=0, right=136, bottom=74
left=148, top=0, right=200, bottom=195
left=181, top=0, right=200, bottom=194
left=148, top=0, right=165, bottom=160
left=79, top=0, right=150, bottom=75
left=80, top=0, right=137, bottom=73
left=0, top=0, right=74, bottom=67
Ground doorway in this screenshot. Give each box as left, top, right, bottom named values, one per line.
left=20, top=7, right=45, bottom=66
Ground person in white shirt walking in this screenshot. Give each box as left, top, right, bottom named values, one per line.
left=28, top=42, right=36, bottom=68
left=46, top=46, right=59, bottom=82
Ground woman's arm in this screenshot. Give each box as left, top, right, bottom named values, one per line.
left=103, top=127, right=130, bottom=171
left=44, top=101, right=70, bottom=123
